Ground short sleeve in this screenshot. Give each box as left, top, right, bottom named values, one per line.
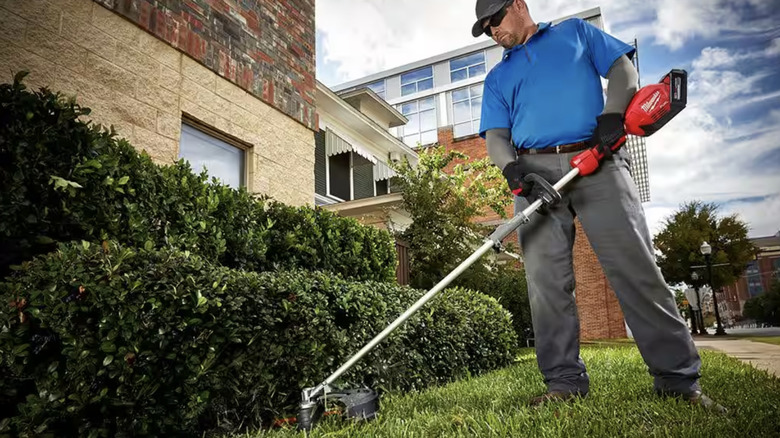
left=576, top=19, right=636, bottom=78
left=478, top=75, right=511, bottom=138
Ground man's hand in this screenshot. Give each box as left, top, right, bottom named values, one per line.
left=589, top=113, right=626, bottom=159
left=502, top=161, right=534, bottom=197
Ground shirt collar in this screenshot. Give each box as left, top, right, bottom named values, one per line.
left=502, top=22, right=551, bottom=58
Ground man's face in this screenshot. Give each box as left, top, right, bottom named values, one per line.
left=482, top=0, right=531, bottom=48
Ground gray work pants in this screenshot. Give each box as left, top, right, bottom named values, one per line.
left=514, top=149, right=701, bottom=395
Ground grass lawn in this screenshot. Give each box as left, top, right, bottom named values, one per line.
left=743, top=336, right=780, bottom=346
left=237, top=345, right=780, bottom=438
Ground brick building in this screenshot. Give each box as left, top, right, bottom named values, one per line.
left=721, top=233, right=780, bottom=321
left=331, top=7, right=648, bottom=339
left=0, top=0, right=316, bottom=206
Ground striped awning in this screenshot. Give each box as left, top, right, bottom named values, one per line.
left=374, top=160, right=397, bottom=181
left=325, top=128, right=376, bottom=164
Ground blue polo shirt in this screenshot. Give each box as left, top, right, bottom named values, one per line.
left=479, top=19, right=635, bottom=149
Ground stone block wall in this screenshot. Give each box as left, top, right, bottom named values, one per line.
left=0, top=0, right=315, bottom=207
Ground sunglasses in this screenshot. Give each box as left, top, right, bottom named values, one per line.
left=482, top=2, right=512, bottom=37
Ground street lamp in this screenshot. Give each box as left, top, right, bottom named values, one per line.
left=691, top=271, right=707, bottom=335
left=701, top=241, right=726, bottom=336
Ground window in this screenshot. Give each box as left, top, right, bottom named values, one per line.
left=746, top=261, right=764, bottom=297
left=401, top=66, right=433, bottom=96
left=375, top=179, right=389, bottom=195
left=320, top=129, right=384, bottom=202
left=399, top=96, right=437, bottom=147
left=450, top=51, right=486, bottom=82
left=328, top=152, right=351, bottom=200
left=179, top=122, right=245, bottom=188
left=452, top=84, right=482, bottom=138
left=367, top=80, right=386, bottom=99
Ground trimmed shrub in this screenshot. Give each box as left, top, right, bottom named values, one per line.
left=0, top=72, right=396, bottom=283
left=457, top=261, right=533, bottom=345
left=1, top=242, right=517, bottom=436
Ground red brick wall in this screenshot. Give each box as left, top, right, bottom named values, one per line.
left=572, top=222, right=627, bottom=338
left=436, top=126, right=626, bottom=339
left=92, top=0, right=315, bottom=129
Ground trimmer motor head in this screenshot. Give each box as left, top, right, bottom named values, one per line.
left=624, top=69, right=687, bottom=137
left=297, top=387, right=379, bottom=431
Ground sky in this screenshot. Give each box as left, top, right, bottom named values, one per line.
left=315, top=0, right=780, bottom=239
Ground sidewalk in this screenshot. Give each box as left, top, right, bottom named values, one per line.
left=694, top=337, right=780, bottom=377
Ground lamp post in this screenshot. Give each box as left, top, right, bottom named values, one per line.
left=691, top=271, right=707, bottom=335
left=701, top=241, right=726, bottom=336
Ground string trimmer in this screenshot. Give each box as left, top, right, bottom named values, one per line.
left=295, top=69, right=688, bottom=431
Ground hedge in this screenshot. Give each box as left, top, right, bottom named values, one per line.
left=0, top=242, right=517, bottom=436
left=0, top=72, right=396, bottom=283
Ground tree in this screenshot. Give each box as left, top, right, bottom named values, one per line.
left=390, top=146, right=533, bottom=341
left=390, top=145, right=511, bottom=290
left=653, top=201, right=757, bottom=291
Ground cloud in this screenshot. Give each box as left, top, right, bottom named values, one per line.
left=316, top=0, right=480, bottom=85
left=316, top=0, right=780, bottom=83
left=692, top=38, right=780, bottom=70
left=722, top=195, right=780, bottom=237
left=642, top=43, right=780, bottom=238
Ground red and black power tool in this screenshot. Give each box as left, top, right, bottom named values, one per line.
left=571, top=69, right=687, bottom=176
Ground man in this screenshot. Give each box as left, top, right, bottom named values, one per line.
left=471, top=0, right=725, bottom=411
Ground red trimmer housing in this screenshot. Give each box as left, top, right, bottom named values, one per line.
left=571, top=69, right=687, bottom=176
left=624, top=69, right=687, bottom=136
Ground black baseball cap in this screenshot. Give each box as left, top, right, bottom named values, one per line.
left=471, top=0, right=513, bottom=37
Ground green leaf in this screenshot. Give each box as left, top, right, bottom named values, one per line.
left=118, top=175, right=130, bottom=185
left=50, top=175, right=83, bottom=191
left=100, top=342, right=116, bottom=353
left=35, top=235, right=56, bottom=244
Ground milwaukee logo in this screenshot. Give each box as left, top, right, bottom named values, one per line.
left=642, top=90, right=661, bottom=113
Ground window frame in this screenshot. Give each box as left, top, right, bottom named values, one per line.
left=397, top=96, right=438, bottom=147
left=400, top=66, right=434, bottom=96
left=451, top=83, right=483, bottom=138
left=179, top=114, right=250, bottom=189
left=449, top=51, right=486, bottom=83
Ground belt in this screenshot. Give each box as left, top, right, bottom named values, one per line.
left=517, top=141, right=589, bottom=155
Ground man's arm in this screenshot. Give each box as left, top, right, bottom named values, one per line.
left=486, top=128, right=534, bottom=197
left=586, top=54, right=639, bottom=160
left=603, top=55, right=639, bottom=115
left=486, top=128, right=515, bottom=170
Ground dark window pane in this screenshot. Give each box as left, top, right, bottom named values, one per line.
left=353, top=154, right=374, bottom=200
left=375, top=179, right=389, bottom=195
left=328, top=152, right=351, bottom=200
left=314, top=130, right=327, bottom=196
